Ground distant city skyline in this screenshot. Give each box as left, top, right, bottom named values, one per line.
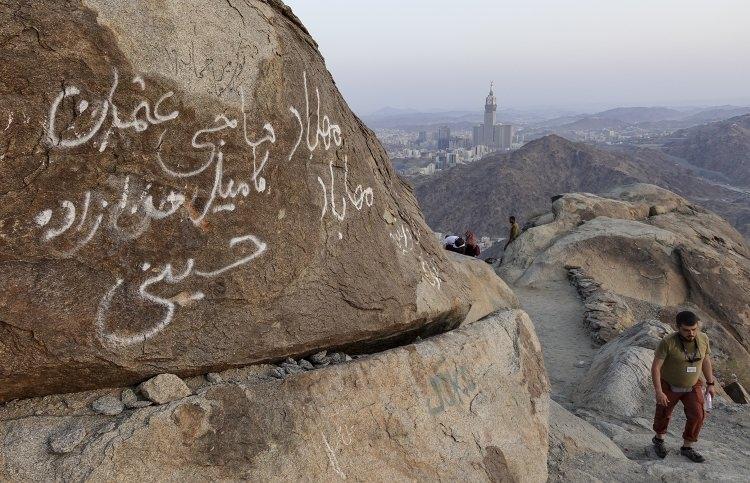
left=284, top=0, right=750, bottom=115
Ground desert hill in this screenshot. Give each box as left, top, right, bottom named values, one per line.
left=662, top=114, right=750, bottom=187
left=411, top=135, right=750, bottom=238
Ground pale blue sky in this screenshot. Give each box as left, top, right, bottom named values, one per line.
left=284, top=0, right=750, bottom=114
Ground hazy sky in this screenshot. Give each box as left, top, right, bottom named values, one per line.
left=284, top=0, right=750, bottom=114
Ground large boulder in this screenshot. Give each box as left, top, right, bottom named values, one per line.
left=0, top=309, right=550, bottom=481
left=547, top=400, right=642, bottom=482
left=500, top=183, right=750, bottom=387
left=573, top=319, right=673, bottom=418
left=0, top=1, right=517, bottom=401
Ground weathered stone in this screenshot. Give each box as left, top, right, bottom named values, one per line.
left=120, top=388, right=138, bottom=406
left=310, top=351, right=327, bottom=364
left=282, top=364, right=303, bottom=375
left=205, top=373, right=222, bottom=384
left=329, top=352, right=347, bottom=364
left=723, top=381, right=750, bottom=404
left=573, top=320, right=673, bottom=417
left=269, top=367, right=286, bottom=379
left=138, top=374, right=191, bottom=405
left=91, top=396, right=124, bottom=416
left=547, top=400, right=634, bottom=480
left=0, top=0, right=519, bottom=402
left=125, top=400, right=154, bottom=409
left=48, top=428, right=86, bottom=454
left=298, top=359, right=314, bottom=371
left=0, top=309, right=550, bottom=481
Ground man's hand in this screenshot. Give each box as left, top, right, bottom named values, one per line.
left=656, top=391, right=670, bottom=406
left=706, top=384, right=716, bottom=397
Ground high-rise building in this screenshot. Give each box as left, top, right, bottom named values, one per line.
left=416, top=131, right=427, bottom=144
left=473, top=82, right=515, bottom=151
left=437, top=126, right=450, bottom=150
left=498, top=124, right=516, bottom=150
left=483, top=84, right=497, bottom=146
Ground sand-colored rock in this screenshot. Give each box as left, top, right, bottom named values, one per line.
left=0, top=1, right=517, bottom=401
left=0, top=309, right=550, bottom=481
left=138, top=373, right=192, bottom=404
left=547, top=401, right=641, bottom=482
left=500, top=183, right=750, bottom=387
left=573, top=320, right=673, bottom=418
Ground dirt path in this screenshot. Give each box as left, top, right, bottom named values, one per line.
left=512, top=279, right=597, bottom=402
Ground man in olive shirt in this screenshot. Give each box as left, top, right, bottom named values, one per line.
left=503, top=216, right=521, bottom=250
left=651, top=311, right=716, bottom=463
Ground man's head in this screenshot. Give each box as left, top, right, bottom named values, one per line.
left=509, top=216, right=516, bottom=224
left=676, top=310, right=700, bottom=341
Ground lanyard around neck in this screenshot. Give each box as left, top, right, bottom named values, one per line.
left=678, top=335, right=699, bottom=362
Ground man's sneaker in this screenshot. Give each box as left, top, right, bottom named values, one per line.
left=652, top=436, right=667, bottom=459
left=680, top=447, right=705, bottom=463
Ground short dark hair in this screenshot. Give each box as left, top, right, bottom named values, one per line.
left=509, top=216, right=516, bottom=222
left=676, top=310, right=699, bottom=327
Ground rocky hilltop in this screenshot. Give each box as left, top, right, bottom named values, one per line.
left=497, top=184, right=750, bottom=481
left=412, top=134, right=750, bottom=239
left=500, top=183, right=750, bottom=387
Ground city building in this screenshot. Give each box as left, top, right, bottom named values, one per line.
left=437, top=126, right=451, bottom=150
left=472, top=82, right=515, bottom=151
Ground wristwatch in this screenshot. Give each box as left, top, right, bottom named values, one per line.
left=706, top=381, right=715, bottom=386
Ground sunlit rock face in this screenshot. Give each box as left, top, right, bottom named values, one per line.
left=0, top=0, right=517, bottom=401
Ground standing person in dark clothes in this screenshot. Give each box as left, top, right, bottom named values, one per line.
left=464, top=231, right=481, bottom=257
left=504, top=216, right=521, bottom=250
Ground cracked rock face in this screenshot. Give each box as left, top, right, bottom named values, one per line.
left=500, top=183, right=750, bottom=388
left=0, top=1, right=517, bottom=401
left=0, top=309, right=550, bottom=481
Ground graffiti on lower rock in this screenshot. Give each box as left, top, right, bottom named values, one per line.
left=426, top=365, right=478, bottom=416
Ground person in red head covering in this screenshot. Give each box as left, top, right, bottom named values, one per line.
left=464, top=230, right=480, bottom=257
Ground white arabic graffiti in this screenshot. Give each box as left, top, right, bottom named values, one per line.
left=46, top=68, right=179, bottom=152
left=96, top=234, right=267, bottom=346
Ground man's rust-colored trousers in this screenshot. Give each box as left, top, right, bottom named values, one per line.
left=652, top=380, right=706, bottom=443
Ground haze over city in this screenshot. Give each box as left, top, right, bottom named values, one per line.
left=285, top=0, right=750, bottom=114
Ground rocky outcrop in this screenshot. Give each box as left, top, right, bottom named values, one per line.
left=573, top=319, right=673, bottom=418
left=0, top=1, right=518, bottom=401
left=723, top=381, right=750, bottom=404
left=547, top=401, right=642, bottom=482
left=566, top=266, right=636, bottom=344
left=500, top=183, right=750, bottom=387
left=0, top=309, right=550, bottom=481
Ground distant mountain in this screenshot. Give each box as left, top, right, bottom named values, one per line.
left=662, top=114, right=750, bottom=187
left=366, top=106, right=421, bottom=118
left=594, top=107, right=684, bottom=123
left=361, top=110, right=482, bottom=129
left=558, top=116, right=631, bottom=131
left=681, top=106, right=750, bottom=123
left=410, top=135, right=750, bottom=239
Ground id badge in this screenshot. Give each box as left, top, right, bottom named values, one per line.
left=687, top=366, right=697, bottom=373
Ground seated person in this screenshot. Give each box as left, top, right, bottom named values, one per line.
left=443, top=235, right=466, bottom=254
left=464, top=231, right=480, bottom=257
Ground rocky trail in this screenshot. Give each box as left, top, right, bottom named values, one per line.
left=512, top=277, right=750, bottom=482
left=496, top=182, right=750, bottom=482
left=514, top=280, right=596, bottom=403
